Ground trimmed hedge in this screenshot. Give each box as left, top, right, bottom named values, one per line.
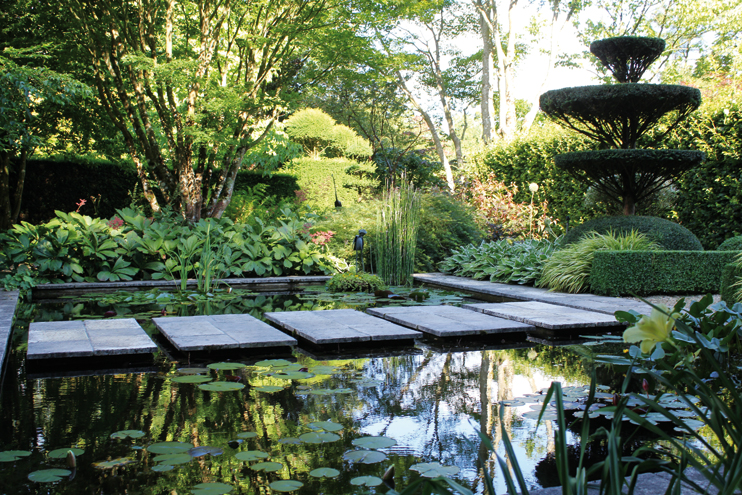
left=720, top=263, right=742, bottom=305
left=589, top=250, right=739, bottom=296
left=562, top=215, right=703, bottom=251
left=718, top=236, right=742, bottom=251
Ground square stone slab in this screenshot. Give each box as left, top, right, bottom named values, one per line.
left=153, top=314, right=297, bottom=351
left=263, top=309, right=422, bottom=345
left=462, top=301, right=623, bottom=330
left=366, top=305, right=534, bottom=337
left=27, top=319, right=157, bottom=360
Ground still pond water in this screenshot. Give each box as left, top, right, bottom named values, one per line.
left=0, top=288, right=624, bottom=495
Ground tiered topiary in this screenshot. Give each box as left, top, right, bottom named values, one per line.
left=540, top=36, right=704, bottom=215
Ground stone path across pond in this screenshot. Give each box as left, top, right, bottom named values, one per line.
left=462, top=301, right=624, bottom=330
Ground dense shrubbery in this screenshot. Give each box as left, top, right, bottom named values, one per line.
left=718, top=235, right=742, bottom=251
left=561, top=216, right=703, bottom=251
left=326, top=272, right=386, bottom=292
left=371, top=148, right=445, bottom=189
left=284, top=108, right=372, bottom=160
left=439, top=238, right=559, bottom=285
left=720, top=258, right=742, bottom=305
left=0, top=206, right=336, bottom=291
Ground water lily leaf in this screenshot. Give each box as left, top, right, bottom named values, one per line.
left=351, top=476, right=383, bottom=487
left=309, top=467, right=340, bottom=478
left=498, top=400, right=525, bottom=407
left=278, top=437, right=302, bottom=445
left=271, top=371, right=315, bottom=380
left=94, top=457, right=136, bottom=469
left=172, top=375, right=213, bottom=384
left=188, top=446, right=223, bottom=457
left=411, top=462, right=460, bottom=478
left=236, top=432, right=258, bottom=439
left=307, top=421, right=343, bottom=432
left=0, top=450, right=31, bottom=462
left=351, top=436, right=396, bottom=449
left=198, top=382, right=245, bottom=392
left=251, top=461, right=283, bottom=472
left=254, top=359, right=292, bottom=368
left=191, top=482, right=234, bottom=494
left=28, top=468, right=71, bottom=482
left=303, top=388, right=353, bottom=396
left=309, top=365, right=336, bottom=375
left=342, top=450, right=387, bottom=464
left=147, top=441, right=193, bottom=454
left=235, top=450, right=269, bottom=461
left=669, top=410, right=698, bottom=418
left=255, top=386, right=284, bottom=393
left=299, top=432, right=341, bottom=444
left=352, top=378, right=383, bottom=386
left=522, top=410, right=557, bottom=421
left=154, top=453, right=192, bottom=465
left=207, top=362, right=246, bottom=370
left=152, top=464, right=174, bottom=472
left=269, top=480, right=303, bottom=492
left=48, top=448, right=84, bottom=459
left=177, top=367, right=210, bottom=374
left=110, top=430, right=146, bottom=440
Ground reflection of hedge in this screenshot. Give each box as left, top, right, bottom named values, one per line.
left=589, top=250, right=738, bottom=296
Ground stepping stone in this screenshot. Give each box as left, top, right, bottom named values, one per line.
left=27, top=319, right=157, bottom=360
left=462, top=301, right=623, bottom=330
left=366, top=305, right=534, bottom=337
left=153, top=314, right=297, bottom=351
left=264, top=309, right=421, bottom=345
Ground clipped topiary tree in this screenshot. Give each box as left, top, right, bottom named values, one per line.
left=539, top=36, right=705, bottom=215
left=718, top=236, right=742, bottom=251
left=284, top=108, right=371, bottom=160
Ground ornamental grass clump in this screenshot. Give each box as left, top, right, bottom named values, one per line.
left=326, top=272, right=386, bottom=293
left=538, top=230, right=659, bottom=293
left=373, top=182, right=421, bottom=286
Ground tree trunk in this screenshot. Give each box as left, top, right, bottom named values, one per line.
left=477, top=2, right=496, bottom=143
left=0, top=152, right=12, bottom=230
left=11, top=149, right=27, bottom=224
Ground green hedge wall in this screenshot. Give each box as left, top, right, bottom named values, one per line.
left=589, top=250, right=739, bottom=296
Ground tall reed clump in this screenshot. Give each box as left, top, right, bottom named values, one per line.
left=373, top=182, right=421, bottom=286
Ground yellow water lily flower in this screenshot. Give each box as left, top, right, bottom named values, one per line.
left=623, top=305, right=676, bottom=354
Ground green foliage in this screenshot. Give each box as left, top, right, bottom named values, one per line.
left=562, top=216, right=703, bottom=251
left=325, top=272, right=386, bottom=293
left=372, top=148, right=445, bottom=189
left=539, top=230, right=659, bottom=293
left=439, top=238, right=559, bottom=285
left=240, top=127, right=303, bottom=173
left=224, top=183, right=297, bottom=226
left=284, top=108, right=371, bottom=160
left=589, top=250, right=739, bottom=296
left=590, top=36, right=666, bottom=83
left=718, top=235, right=742, bottom=251
left=720, top=257, right=742, bottom=305
left=284, top=157, right=378, bottom=212
left=373, top=182, right=420, bottom=286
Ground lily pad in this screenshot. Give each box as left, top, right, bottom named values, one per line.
left=352, top=378, right=383, bottom=386
left=269, top=480, right=303, bottom=492
left=303, top=388, right=354, bottom=396
left=147, top=441, right=193, bottom=454
left=309, top=365, right=337, bottom=375
left=94, top=457, right=136, bottom=469
left=48, top=448, right=84, bottom=459
left=207, top=362, right=246, bottom=370
left=342, top=450, right=387, bottom=464
left=350, top=476, right=383, bottom=487
left=255, top=386, right=285, bottom=393
left=299, top=432, right=341, bottom=444
left=172, top=375, right=214, bottom=384
left=28, top=469, right=71, bottom=482
left=272, top=371, right=315, bottom=380
left=188, top=446, right=223, bottom=457
left=278, top=437, right=302, bottom=445
left=152, top=464, right=174, bottom=472
left=198, top=382, right=245, bottom=392
left=351, top=436, right=396, bottom=449
left=254, top=359, right=292, bottom=368
left=177, top=367, right=210, bottom=375
left=251, top=461, right=283, bottom=472
left=522, top=410, right=558, bottom=421
left=235, top=450, right=269, bottom=461
left=110, top=430, right=146, bottom=440
left=411, top=462, right=460, bottom=478
left=307, top=421, right=343, bottom=432
left=192, top=482, right=234, bottom=494
left=236, top=432, right=258, bottom=439
left=309, top=467, right=340, bottom=478
left=498, top=400, right=525, bottom=407
left=0, top=450, right=31, bottom=462
left=154, top=453, right=192, bottom=465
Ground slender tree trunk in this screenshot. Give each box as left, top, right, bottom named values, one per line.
left=478, top=4, right=497, bottom=143
left=0, top=152, right=12, bottom=230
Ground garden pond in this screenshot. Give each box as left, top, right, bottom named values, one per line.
left=0, top=286, right=648, bottom=494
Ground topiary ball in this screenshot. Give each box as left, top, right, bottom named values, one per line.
left=561, top=216, right=703, bottom=251
left=718, top=235, right=742, bottom=251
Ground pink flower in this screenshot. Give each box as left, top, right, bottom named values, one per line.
left=75, top=199, right=87, bottom=213
left=107, top=216, right=124, bottom=230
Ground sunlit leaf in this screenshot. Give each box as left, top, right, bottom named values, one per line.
left=28, top=469, right=71, bottom=482
left=172, top=375, right=213, bottom=384
left=147, top=441, right=193, bottom=454
left=110, top=430, right=146, bottom=440
left=269, top=480, right=303, bottom=492
left=342, top=450, right=387, bottom=464
left=198, top=382, right=245, bottom=392
left=48, top=448, right=84, bottom=459
left=235, top=450, right=269, bottom=461
left=351, top=436, right=396, bottom=449
left=410, top=462, right=460, bottom=478
left=309, top=467, right=340, bottom=478
left=207, top=362, right=246, bottom=370
left=307, top=421, right=343, bottom=432
left=350, top=476, right=383, bottom=487
left=191, top=482, right=234, bottom=494
left=0, top=450, right=31, bottom=462
left=299, top=432, right=341, bottom=444
left=251, top=461, right=283, bottom=472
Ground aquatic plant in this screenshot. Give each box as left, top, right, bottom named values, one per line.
left=373, top=181, right=421, bottom=286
